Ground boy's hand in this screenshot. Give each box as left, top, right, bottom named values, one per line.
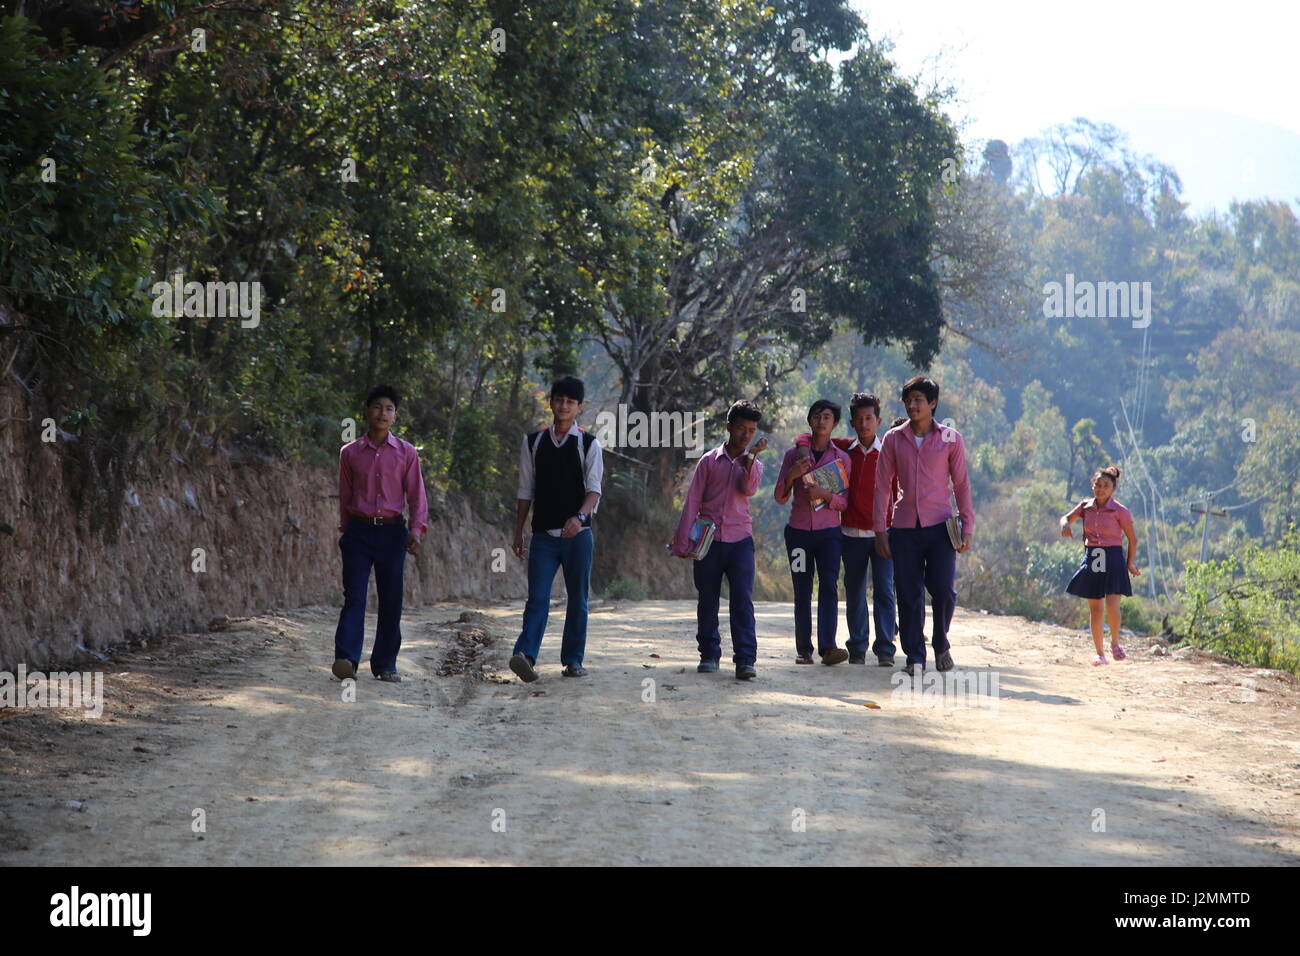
left=956, top=533, right=972, bottom=554
left=513, top=532, right=525, bottom=558
left=807, top=482, right=833, bottom=503
left=749, top=437, right=768, bottom=455
left=1060, top=521, right=1073, bottom=538
left=561, top=516, right=582, bottom=538
left=790, top=456, right=812, bottom=479
left=875, top=535, right=892, bottom=560
left=406, top=534, right=422, bottom=555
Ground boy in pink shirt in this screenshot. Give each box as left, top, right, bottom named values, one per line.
left=775, top=400, right=854, bottom=665
left=671, top=401, right=766, bottom=680
left=873, top=376, right=973, bottom=675
left=332, top=385, right=429, bottom=683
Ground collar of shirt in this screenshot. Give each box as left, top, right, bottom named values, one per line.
left=548, top=423, right=583, bottom=446
left=717, top=442, right=749, bottom=463
left=1084, top=497, right=1117, bottom=511
left=362, top=431, right=398, bottom=450
left=847, top=435, right=884, bottom=454
left=903, top=423, right=942, bottom=443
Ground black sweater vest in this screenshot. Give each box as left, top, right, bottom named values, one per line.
left=530, top=429, right=595, bottom=533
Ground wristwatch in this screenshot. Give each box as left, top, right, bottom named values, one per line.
left=575, top=512, right=591, bottom=527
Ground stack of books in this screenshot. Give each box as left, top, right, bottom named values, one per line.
left=685, top=517, right=716, bottom=560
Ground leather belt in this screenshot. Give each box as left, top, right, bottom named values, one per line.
left=349, top=513, right=405, bottom=526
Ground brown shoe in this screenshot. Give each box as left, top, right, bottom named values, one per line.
left=820, top=648, right=849, bottom=666
left=331, top=658, right=357, bottom=680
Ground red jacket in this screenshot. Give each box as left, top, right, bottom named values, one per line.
left=794, top=433, right=896, bottom=531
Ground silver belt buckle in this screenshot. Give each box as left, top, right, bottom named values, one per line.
left=371, top=515, right=383, bottom=525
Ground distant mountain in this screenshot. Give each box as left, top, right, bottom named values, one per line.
left=1081, top=105, right=1300, bottom=217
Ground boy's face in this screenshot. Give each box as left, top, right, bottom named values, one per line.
left=726, top=418, right=757, bottom=450
left=903, top=389, right=936, bottom=424
left=550, top=393, right=582, bottom=425
left=808, top=409, right=836, bottom=435
left=851, top=406, right=880, bottom=445
left=366, top=397, right=397, bottom=434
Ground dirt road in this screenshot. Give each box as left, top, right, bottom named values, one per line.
left=2, top=600, right=1297, bottom=865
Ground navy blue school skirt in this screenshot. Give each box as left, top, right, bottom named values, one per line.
left=1066, top=544, right=1132, bottom=599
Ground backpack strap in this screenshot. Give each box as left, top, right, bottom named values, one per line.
left=577, top=428, right=595, bottom=474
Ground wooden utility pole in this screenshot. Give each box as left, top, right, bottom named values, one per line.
left=1190, top=497, right=1229, bottom=563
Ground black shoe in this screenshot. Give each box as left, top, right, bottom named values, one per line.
left=848, top=652, right=867, bottom=665
left=331, top=658, right=357, bottom=680
left=877, top=656, right=895, bottom=667
left=936, top=650, right=955, bottom=672
left=562, top=664, right=588, bottom=678
left=795, top=654, right=815, bottom=665
left=735, top=664, right=757, bottom=681
left=697, top=659, right=720, bottom=673
left=902, top=661, right=925, bottom=677
left=509, top=653, right=539, bottom=683
left=374, top=670, right=402, bottom=683
left=821, top=647, right=849, bottom=666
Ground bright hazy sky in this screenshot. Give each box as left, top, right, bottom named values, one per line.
left=852, top=0, right=1299, bottom=139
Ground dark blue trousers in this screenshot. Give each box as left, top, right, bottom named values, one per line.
left=333, top=521, right=408, bottom=674
left=513, top=530, right=593, bottom=667
left=888, top=521, right=956, bottom=666
left=693, top=536, right=757, bottom=666
left=784, top=525, right=843, bottom=656
left=841, top=532, right=897, bottom=659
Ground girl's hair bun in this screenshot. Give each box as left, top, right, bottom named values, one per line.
left=1097, top=465, right=1121, bottom=483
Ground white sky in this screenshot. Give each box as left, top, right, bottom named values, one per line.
left=851, top=0, right=1300, bottom=142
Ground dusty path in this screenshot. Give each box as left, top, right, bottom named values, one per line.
left=1, top=600, right=1297, bottom=865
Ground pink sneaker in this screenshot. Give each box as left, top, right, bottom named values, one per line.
left=1111, top=645, right=1127, bottom=661
left=1092, top=654, right=1108, bottom=666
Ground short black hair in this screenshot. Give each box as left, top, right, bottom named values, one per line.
left=891, top=417, right=907, bottom=429
left=365, top=385, right=401, bottom=408
left=726, top=400, right=762, bottom=425
left=550, top=376, right=585, bottom=403
left=807, top=398, right=841, bottom=425
left=900, top=376, right=939, bottom=405
left=849, top=392, right=881, bottom=419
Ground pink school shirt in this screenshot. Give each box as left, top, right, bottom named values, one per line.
left=873, top=422, right=975, bottom=537
left=1067, top=497, right=1134, bottom=547
left=338, top=432, right=429, bottom=536
left=671, top=444, right=764, bottom=553
left=774, top=443, right=852, bottom=530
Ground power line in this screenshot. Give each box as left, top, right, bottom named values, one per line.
left=1115, top=402, right=1175, bottom=601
